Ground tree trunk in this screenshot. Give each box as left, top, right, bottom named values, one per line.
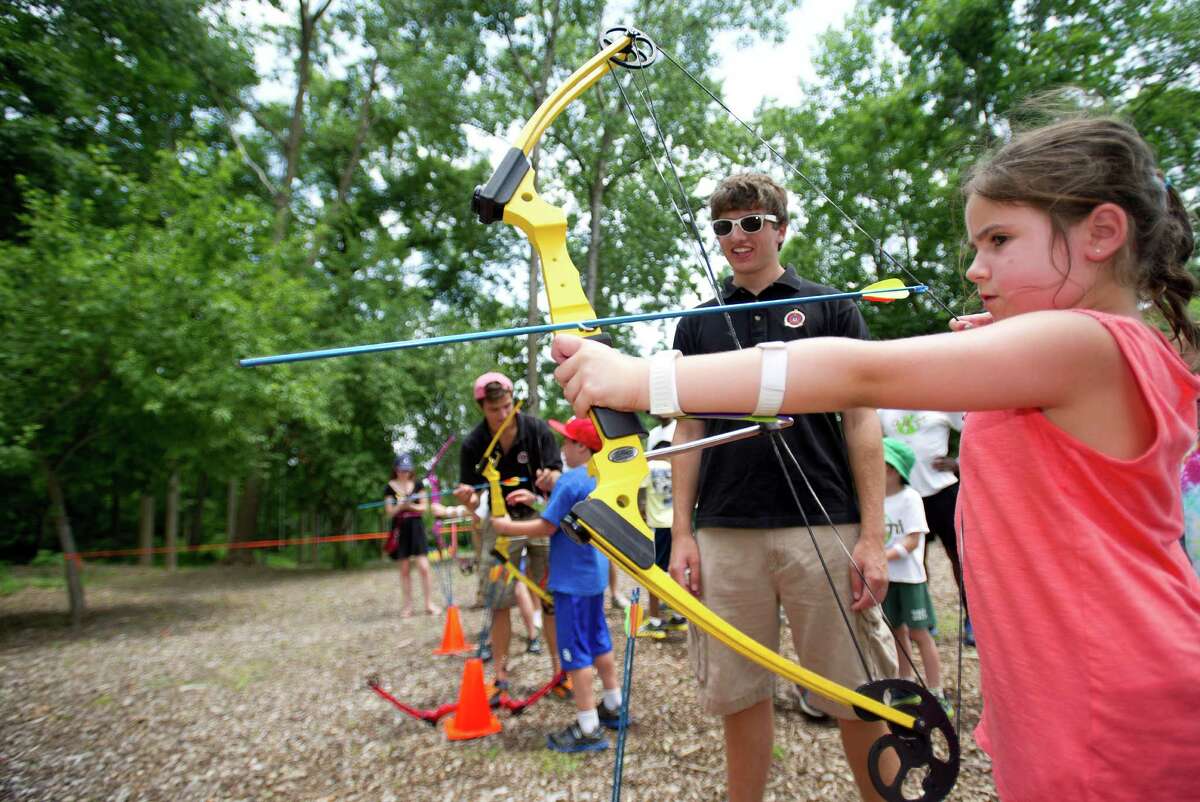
left=164, top=470, right=180, bottom=572
left=524, top=143, right=547, bottom=412
left=187, top=471, right=208, bottom=547
left=109, top=470, right=120, bottom=540
left=525, top=240, right=542, bottom=413
left=225, top=478, right=239, bottom=541
left=585, top=122, right=617, bottom=306
left=138, top=493, right=155, bottom=567
left=44, top=461, right=85, bottom=625
left=273, top=0, right=333, bottom=242
left=229, top=471, right=261, bottom=566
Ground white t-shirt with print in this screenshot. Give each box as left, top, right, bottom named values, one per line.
left=641, top=459, right=673, bottom=529
left=878, top=409, right=964, bottom=497
left=884, top=486, right=929, bottom=583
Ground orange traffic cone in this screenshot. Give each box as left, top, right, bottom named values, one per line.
left=433, top=605, right=473, bottom=655
left=443, top=658, right=501, bottom=740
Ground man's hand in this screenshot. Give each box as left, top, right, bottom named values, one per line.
left=931, top=456, right=958, bottom=473
left=452, top=483, right=476, bottom=505
left=849, top=534, right=888, bottom=612
left=669, top=527, right=702, bottom=596
left=534, top=468, right=560, bottom=493
left=505, top=488, right=537, bottom=508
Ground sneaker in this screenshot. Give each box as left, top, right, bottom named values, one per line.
left=478, top=642, right=493, bottom=663
left=597, top=699, right=629, bottom=730
left=637, top=619, right=668, bottom=639
left=934, top=689, right=955, bottom=718
left=550, top=675, right=574, bottom=701
left=663, top=613, right=688, bottom=631
left=963, top=617, right=976, bottom=647
left=795, top=687, right=831, bottom=722
left=488, top=679, right=510, bottom=707
left=888, top=690, right=923, bottom=710
left=610, top=592, right=631, bottom=612
left=546, top=721, right=609, bottom=753
left=526, top=633, right=543, bottom=654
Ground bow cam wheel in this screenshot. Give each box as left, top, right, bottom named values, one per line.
left=600, top=26, right=657, bottom=69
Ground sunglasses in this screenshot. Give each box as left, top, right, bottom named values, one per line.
left=711, top=213, right=779, bottom=237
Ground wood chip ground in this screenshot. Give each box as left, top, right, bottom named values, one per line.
left=0, top=544, right=998, bottom=800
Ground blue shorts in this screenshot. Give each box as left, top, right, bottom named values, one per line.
left=553, top=591, right=612, bottom=671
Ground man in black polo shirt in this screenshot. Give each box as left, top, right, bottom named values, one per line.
left=454, top=372, right=563, bottom=692
left=670, top=173, right=896, bottom=802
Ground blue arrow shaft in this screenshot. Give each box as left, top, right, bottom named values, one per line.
left=240, top=285, right=926, bottom=367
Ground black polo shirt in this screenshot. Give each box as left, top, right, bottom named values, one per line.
left=672, top=266, right=868, bottom=528
left=459, top=412, right=563, bottom=520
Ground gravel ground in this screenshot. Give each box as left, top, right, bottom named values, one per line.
left=0, top=544, right=997, bottom=801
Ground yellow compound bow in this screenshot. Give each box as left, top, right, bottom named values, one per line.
left=470, top=26, right=956, bottom=802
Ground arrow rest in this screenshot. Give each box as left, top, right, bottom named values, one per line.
left=854, top=678, right=959, bottom=802
left=600, top=27, right=657, bottom=69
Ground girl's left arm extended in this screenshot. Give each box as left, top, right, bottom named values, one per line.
left=552, top=310, right=1122, bottom=421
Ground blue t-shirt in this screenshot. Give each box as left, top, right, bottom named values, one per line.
left=541, top=466, right=608, bottom=595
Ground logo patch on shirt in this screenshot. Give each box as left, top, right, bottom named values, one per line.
left=784, top=309, right=806, bottom=328
left=517, top=451, right=529, bottom=464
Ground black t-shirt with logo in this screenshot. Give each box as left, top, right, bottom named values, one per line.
left=459, top=412, right=563, bottom=520
left=672, top=266, right=868, bottom=528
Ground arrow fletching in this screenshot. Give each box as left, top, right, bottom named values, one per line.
left=861, top=278, right=909, bottom=302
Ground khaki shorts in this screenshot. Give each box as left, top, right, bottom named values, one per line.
left=688, top=526, right=897, bottom=719
left=480, top=520, right=549, bottom=610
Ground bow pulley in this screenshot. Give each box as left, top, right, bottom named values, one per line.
left=600, top=26, right=657, bottom=69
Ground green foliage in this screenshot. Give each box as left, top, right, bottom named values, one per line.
left=760, top=0, right=1198, bottom=340
left=30, top=549, right=62, bottom=568
left=4, top=0, right=1194, bottom=572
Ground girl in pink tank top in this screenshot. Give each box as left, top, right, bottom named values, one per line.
left=552, top=114, right=1200, bottom=800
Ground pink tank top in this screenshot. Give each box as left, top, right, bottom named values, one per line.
left=957, top=310, right=1200, bottom=801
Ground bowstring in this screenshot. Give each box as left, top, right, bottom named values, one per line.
left=609, top=44, right=980, bottom=690
left=608, top=63, right=914, bottom=687
left=654, top=47, right=962, bottom=323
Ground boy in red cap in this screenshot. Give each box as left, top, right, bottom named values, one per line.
left=494, top=416, right=622, bottom=752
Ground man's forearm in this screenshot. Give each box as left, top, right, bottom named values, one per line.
left=843, top=407, right=885, bottom=546
left=670, top=419, right=705, bottom=536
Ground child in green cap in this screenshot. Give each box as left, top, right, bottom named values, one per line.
left=881, top=437, right=951, bottom=715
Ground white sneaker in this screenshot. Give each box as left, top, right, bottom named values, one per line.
left=795, top=687, right=831, bottom=721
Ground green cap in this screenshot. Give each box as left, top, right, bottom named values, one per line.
left=882, top=437, right=915, bottom=483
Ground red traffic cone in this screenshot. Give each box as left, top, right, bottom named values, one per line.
left=433, top=605, right=473, bottom=655
left=443, top=658, right=501, bottom=740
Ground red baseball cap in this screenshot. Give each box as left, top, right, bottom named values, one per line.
left=548, top=417, right=602, bottom=452
left=473, top=371, right=514, bottom=401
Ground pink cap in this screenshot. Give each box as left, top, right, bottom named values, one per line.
left=473, top=371, right=513, bottom=401
left=548, top=417, right=602, bottom=452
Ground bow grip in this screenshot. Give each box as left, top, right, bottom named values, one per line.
left=562, top=398, right=656, bottom=570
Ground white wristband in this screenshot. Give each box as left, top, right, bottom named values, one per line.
left=889, top=543, right=910, bottom=560
left=649, top=349, right=684, bottom=417
left=753, top=341, right=789, bottom=417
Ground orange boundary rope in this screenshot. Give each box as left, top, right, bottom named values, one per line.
left=64, top=518, right=479, bottom=562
